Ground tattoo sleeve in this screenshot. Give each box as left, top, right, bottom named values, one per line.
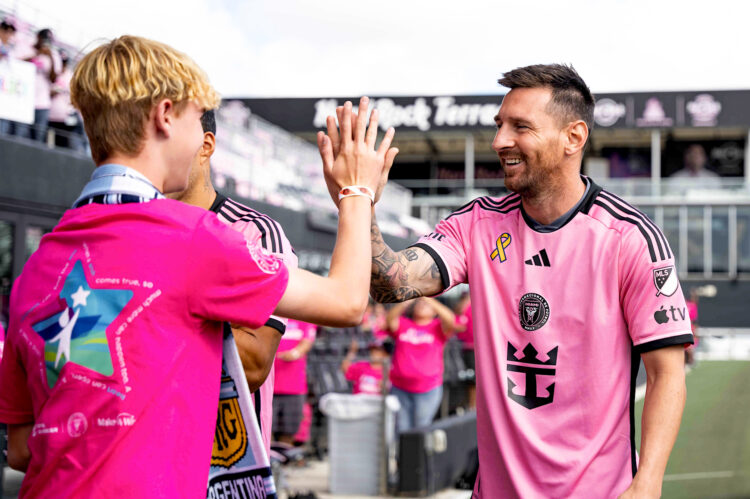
left=370, top=217, right=442, bottom=303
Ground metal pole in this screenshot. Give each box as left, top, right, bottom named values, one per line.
left=729, top=206, right=738, bottom=279
left=379, top=357, right=391, bottom=496
left=704, top=205, right=712, bottom=278
left=651, top=130, right=661, bottom=197
left=679, top=206, right=688, bottom=278
left=465, top=133, right=475, bottom=196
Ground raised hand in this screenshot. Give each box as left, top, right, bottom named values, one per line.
left=317, top=97, right=398, bottom=207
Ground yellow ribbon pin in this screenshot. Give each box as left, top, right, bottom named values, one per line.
left=490, top=233, right=511, bottom=262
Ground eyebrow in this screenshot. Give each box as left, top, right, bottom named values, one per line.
left=494, top=114, right=533, bottom=126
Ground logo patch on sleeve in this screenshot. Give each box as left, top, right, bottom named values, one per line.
left=653, top=266, right=678, bottom=296
left=246, top=240, right=281, bottom=275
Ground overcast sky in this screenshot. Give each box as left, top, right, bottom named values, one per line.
left=8, top=0, right=750, bottom=98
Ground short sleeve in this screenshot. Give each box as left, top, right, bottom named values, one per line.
left=188, top=213, right=289, bottom=329
left=619, top=226, right=694, bottom=353
left=0, top=312, right=34, bottom=424
left=410, top=213, right=469, bottom=292
left=345, top=362, right=363, bottom=382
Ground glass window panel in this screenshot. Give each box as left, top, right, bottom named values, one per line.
left=687, top=207, right=704, bottom=274
left=737, top=207, right=750, bottom=274
left=711, top=207, right=729, bottom=273
left=25, top=226, right=51, bottom=262
left=0, top=220, right=13, bottom=329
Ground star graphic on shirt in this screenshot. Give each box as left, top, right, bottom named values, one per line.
left=32, top=261, right=133, bottom=388
left=71, top=286, right=90, bottom=307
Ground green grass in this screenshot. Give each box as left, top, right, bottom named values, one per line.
left=635, top=361, right=750, bottom=498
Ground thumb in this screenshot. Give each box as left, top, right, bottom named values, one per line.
left=384, top=147, right=399, bottom=172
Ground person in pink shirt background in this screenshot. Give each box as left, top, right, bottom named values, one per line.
left=386, top=297, right=455, bottom=432
left=273, top=319, right=316, bottom=444
left=685, top=288, right=700, bottom=366
left=341, top=338, right=390, bottom=395
left=454, top=291, right=476, bottom=409
left=21, top=28, right=61, bottom=142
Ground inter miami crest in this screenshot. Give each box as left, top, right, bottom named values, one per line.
left=518, top=293, right=550, bottom=331
left=653, top=266, right=678, bottom=296
left=31, top=261, right=133, bottom=388
left=507, top=341, right=558, bottom=409
left=212, top=365, right=249, bottom=468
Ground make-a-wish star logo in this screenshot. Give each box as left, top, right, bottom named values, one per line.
left=32, top=261, right=133, bottom=388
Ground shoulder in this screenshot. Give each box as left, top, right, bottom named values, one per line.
left=215, top=196, right=291, bottom=254
left=445, top=193, right=522, bottom=223
left=586, top=189, right=672, bottom=263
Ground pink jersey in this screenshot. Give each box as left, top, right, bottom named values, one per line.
left=0, top=200, right=288, bottom=498
left=456, top=303, right=474, bottom=349
left=345, top=361, right=385, bottom=395
left=274, top=319, right=317, bottom=395
left=414, top=177, right=692, bottom=498
left=389, top=317, right=447, bottom=393
left=211, top=193, right=298, bottom=453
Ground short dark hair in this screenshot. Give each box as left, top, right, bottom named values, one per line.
left=498, top=64, right=595, bottom=132
left=1, top=19, right=16, bottom=32
left=200, top=109, right=216, bottom=135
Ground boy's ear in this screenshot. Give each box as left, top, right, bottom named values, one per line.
left=153, top=99, right=174, bottom=138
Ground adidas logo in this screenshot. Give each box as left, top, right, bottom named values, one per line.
left=525, top=249, right=550, bottom=267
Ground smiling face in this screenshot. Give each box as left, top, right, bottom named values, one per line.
left=492, top=87, right=569, bottom=198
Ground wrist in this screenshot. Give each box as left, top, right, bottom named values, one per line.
left=338, top=185, right=375, bottom=205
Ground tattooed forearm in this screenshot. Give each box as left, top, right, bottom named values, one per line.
left=370, top=217, right=442, bottom=303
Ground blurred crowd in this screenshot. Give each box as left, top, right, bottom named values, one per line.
left=0, top=19, right=86, bottom=152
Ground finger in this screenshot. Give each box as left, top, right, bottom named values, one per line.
left=365, top=109, right=379, bottom=148
left=355, top=96, right=369, bottom=143
left=326, top=115, right=340, bottom=157
left=317, top=131, right=334, bottom=171
left=377, top=127, right=396, bottom=156
left=340, top=101, right=352, bottom=147
left=384, top=147, right=399, bottom=171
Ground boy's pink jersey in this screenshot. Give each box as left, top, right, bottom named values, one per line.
left=274, top=319, right=317, bottom=395
left=0, top=200, right=288, bottom=497
left=345, top=361, right=385, bottom=395
left=211, top=193, right=298, bottom=452
left=414, top=178, right=692, bottom=498
left=389, top=317, right=447, bottom=393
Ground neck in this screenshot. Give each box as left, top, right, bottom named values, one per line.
left=180, top=185, right=217, bottom=211
left=100, top=153, right=168, bottom=193
left=521, top=173, right=585, bottom=225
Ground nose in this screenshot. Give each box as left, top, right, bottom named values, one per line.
left=492, top=124, right=515, bottom=153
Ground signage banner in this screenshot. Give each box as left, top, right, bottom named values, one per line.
left=231, top=90, right=750, bottom=133
left=0, top=59, right=35, bottom=124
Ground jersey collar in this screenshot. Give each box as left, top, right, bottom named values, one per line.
left=520, top=175, right=602, bottom=233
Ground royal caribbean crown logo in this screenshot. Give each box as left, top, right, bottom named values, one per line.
left=507, top=341, right=558, bottom=410
left=32, top=261, right=133, bottom=388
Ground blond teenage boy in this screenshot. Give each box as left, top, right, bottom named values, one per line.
left=0, top=36, right=396, bottom=497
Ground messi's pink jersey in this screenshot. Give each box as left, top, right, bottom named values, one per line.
left=414, top=178, right=692, bottom=498
left=274, top=319, right=317, bottom=395
left=0, top=200, right=288, bottom=498
left=211, top=193, right=298, bottom=453
left=389, top=317, right=448, bottom=393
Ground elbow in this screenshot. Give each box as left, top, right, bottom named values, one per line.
left=328, top=297, right=368, bottom=327
left=7, top=446, right=31, bottom=472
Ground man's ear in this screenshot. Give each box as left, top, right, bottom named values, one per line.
left=564, top=120, right=588, bottom=156
left=153, top=98, right=174, bottom=139
left=202, top=132, right=216, bottom=160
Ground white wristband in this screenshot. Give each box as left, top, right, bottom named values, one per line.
left=338, top=186, right=375, bottom=205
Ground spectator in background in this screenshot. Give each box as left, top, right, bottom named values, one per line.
left=362, top=301, right=388, bottom=340
left=685, top=288, right=700, bottom=366
left=386, top=297, right=455, bottom=432
left=454, top=291, right=476, bottom=409
left=22, top=28, right=61, bottom=142
left=48, top=50, right=86, bottom=152
left=273, top=319, right=316, bottom=445
left=0, top=18, right=15, bottom=60
left=0, top=19, right=18, bottom=136
left=669, top=144, right=722, bottom=188
left=341, top=338, right=390, bottom=395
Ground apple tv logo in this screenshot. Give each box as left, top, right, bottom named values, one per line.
left=653, top=305, right=687, bottom=324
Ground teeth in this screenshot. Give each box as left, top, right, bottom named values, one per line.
left=505, top=159, right=521, bottom=165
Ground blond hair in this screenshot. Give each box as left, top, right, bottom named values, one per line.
left=70, top=35, right=220, bottom=164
